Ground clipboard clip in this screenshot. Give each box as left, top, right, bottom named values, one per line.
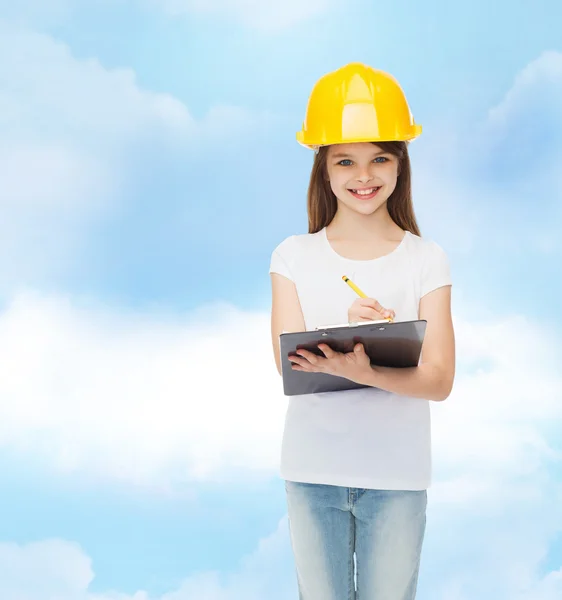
left=315, top=318, right=390, bottom=331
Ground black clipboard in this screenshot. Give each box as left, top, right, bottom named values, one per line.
left=279, top=319, right=427, bottom=396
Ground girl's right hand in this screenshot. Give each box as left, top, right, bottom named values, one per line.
left=347, top=297, right=395, bottom=323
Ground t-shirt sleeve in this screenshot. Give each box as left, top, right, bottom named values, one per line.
left=269, top=236, right=295, bottom=282
left=420, top=241, right=452, bottom=297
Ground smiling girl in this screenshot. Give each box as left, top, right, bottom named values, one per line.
left=269, top=63, right=455, bottom=600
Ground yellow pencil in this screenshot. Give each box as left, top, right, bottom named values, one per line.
left=342, top=275, right=367, bottom=298
left=342, top=275, right=393, bottom=322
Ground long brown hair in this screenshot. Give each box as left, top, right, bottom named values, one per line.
left=306, top=141, right=421, bottom=236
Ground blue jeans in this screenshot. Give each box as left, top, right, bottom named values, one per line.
left=285, top=481, right=427, bottom=600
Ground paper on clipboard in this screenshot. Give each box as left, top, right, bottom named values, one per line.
left=315, top=318, right=392, bottom=330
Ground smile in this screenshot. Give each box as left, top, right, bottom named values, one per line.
left=348, top=187, right=381, bottom=199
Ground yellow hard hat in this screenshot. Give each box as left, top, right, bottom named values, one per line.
left=296, top=62, right=422, bottom=148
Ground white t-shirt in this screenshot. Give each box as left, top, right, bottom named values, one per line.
left=269, top=227, right=452, bottom=491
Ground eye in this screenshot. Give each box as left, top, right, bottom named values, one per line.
left=337, top=159, right=353, bottom=166
left=373, top=156, right=389, bottom=163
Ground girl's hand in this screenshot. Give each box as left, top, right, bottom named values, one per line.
left=348, top=297, right=395, bottom=323
left=289, top=342, right=372, bottom=384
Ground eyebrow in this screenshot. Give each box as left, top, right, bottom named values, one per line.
left=331, top=149, right=389, bottom=159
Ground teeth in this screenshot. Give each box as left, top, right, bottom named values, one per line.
left=351, top=187, right=378, bottom=195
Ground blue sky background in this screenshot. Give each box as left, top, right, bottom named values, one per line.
left=1, top=1, right=561, bottom=598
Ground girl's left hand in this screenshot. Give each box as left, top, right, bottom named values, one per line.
left=289, top=343, right=372, bottom=384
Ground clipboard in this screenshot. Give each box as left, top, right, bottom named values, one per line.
left=279, top=319, right=427, bottom=396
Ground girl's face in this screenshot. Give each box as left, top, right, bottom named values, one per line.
left=325, top=142, right=399, bottom=217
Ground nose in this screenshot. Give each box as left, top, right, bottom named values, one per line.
left=355, top=165, right=374, bottom=184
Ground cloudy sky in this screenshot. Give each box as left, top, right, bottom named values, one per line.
left=1, top=1, right=561, bottom=598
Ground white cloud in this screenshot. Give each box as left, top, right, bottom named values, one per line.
left=479, top=50, right=562, bottom=205
left=0, top=22, right=189, bottom=293
left=488, top=50, right=562, bottom=218
left=0, top=539, right=95, bottom=600
left=425, top=312, right=562, bottom=558
left=152, top=0, right=335, bottom=32
left=158, top=518, right=294, bottom=600
left=0, top=291, right=286, bottom=489
left=1, top=508, right=561, bottom=600
left=0, top=23, right=191, bottom=141
left=0, top=140, right=115, bottom=293
left=411, top=164, right=480, bottom=254
left=482, top=49, right=562, bottom=203
left=0, top=519, right=295, bottom=600
left=412, top=50, right=562, bottom=257
left=486, top=50, right=562, bottom=134
left=0, top=22, right=275, bottom=293
left=1, top=291, right=561, bottom=598
left=0, top=0, right=337, bottom=32
left=414, top=311, right=562, bottom=599
left=0, top=289, right=561, bottom=497
left=0, top=0, right=72, bottom=27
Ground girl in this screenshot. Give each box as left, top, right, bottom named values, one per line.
left=269, top=63, right=455, bottom=600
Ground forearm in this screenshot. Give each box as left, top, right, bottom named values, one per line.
left=358, top=363, right=453, bottom=402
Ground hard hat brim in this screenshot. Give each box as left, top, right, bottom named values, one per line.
left=296, top=124, right=423, bottom=149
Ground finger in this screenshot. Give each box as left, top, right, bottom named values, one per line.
left=359, top=297, right=383, bottom=312
left=318, top=343, right=337, bottom=358
left=295, top=349, right=321, bottom=364
left=360, top=304, right=397, bottom=320
left=289, top=355, right=313, bottom=370
left=354, top=343, right=366, bottom=354
left=358, top=307, right=384, bottom=320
